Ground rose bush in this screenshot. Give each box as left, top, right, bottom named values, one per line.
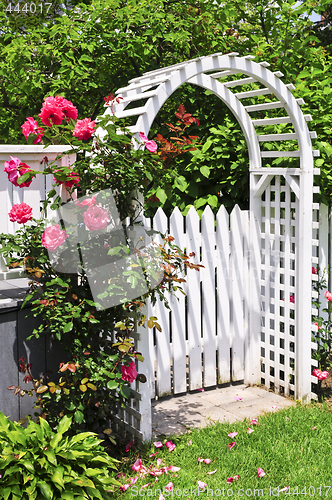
left=0, top=94, right=203, bottom=438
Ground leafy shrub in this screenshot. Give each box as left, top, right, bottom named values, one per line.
left=0, top=412, right=119, bottom=500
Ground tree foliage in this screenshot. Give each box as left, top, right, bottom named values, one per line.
left=1, top=0, right=332, bottom=208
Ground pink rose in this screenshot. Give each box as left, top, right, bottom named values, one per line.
left=290, top=294, right=295, bottom=303
left=39, top=97, right=64, bottom=126
left=139, top=132, right=158, bottom=153
left=53, top=171, right=80, bottom=189
left=82, top=205, right=110, bottom=231
left=312, top=267, right=317, bottom=275
left=54, top=95, right=78, bottom=121
left=121, top=361, right=138, bottom=384
left=21, top=117, right=44, bottom=144
left=325, top=291, right=332, bottom=302
left=4, top=157, right=34, bottom=187
left=75, top=196, right=97, bottom=208
left=42, top=224, right=69, bottom=252
left=73, top=118, right=96, bottom=140
left=8, top=203, right=33, bottom=224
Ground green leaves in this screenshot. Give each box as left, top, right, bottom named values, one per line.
left=0, top=412, right=118, bottom=499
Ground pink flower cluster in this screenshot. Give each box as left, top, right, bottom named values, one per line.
left=312, top=369, right=329, bottom=380
left=38, top=95, right=78, bottom=127
left=21, top=95, right=96, bottom=143
left=121, top=361, right=138, bottom=383
left=119, top=455, right=181, bottom=492
left=4, top=156, right=35, bottom=188
left=325, top=290, right=332, bottom=302
left=8, top=203, right=33, bottom=224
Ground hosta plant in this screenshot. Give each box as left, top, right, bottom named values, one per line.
left=0, top=412, right=119, bottom=500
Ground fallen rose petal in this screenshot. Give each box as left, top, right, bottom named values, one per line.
left=207, top=469, right=217, bottom=475
left=150, top=452, right=158, bottom=457
left=168, top=466, right=181, bottom=472
left=228, top=432, right=238, bottom=438
left=126, top=440, right=134, bottom=452
left=311, top=426, right=317, bottom=430
left=250, top=418, right=259, bottom=425
left=204, top=459, right=211, bottom=464
left=227, top=442, right=235, bottom=450
left=196, top=388, right=205, bottom=392
left=140, top=483, right=151, bottom=489
left=247, top=427, right=254, bottom=434
left=159, top=495, right=165, bottom=500
left=198, top=481, right=208, bottom=489
left=285, top=417, right=290, bottom=421
left=279, top=487, right=290, bottom=493
left=272, top=406, right=278, bottom=410
left=129, top=476, right=138, bottom=486
left=234, top=396, right=242, bottom=400
left=198, top=457, right=204, bottom=462
left=117, top=472, right=125, bottom=479
left=226, top=477, right=234, bottom=484
left=166, top=441, right=176, bottom=452
left=154, top=441, right=163, bottom=448
left=165, top=482, right=173, bottom=491
left=234, top=475, right=240, bottom=480
left=151, top=469, right=163, bottom=476
left=132, top=458, right=142, bottom=472
left=170, top=474, right=178, bottom=477
left=120, top=484, right=130, bottom=491
left=257, top=467, right=265, bottom=478
left=157, top=458, right=163, bottom=466
left=187, top=440, right=192, bottom=445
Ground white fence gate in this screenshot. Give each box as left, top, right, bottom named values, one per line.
left=145, top=205, right=250, bottom=398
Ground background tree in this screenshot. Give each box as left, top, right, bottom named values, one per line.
left=1, top=0, right=332, bottom=212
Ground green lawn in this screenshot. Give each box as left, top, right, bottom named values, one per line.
left=113, top=402, right=332, bottom=498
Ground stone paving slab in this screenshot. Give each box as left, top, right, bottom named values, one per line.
left=152, top=384, right=295, bottom=438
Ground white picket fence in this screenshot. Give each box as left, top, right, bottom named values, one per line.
left=144, top=205, right=250, bottom=398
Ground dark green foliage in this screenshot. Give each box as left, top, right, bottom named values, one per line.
left=0, top=412, right=119, bottom=500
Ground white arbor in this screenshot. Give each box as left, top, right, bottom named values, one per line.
left=110, top=53, right=320, bottom=440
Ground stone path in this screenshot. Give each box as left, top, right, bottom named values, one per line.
left=152, top=383, right=295, bottom=437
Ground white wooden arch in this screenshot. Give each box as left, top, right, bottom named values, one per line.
left=109, top=53, right=320, bottom=440
left=109, top=52, right=318, bottom=171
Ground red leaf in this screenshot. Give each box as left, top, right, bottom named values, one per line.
left=178, top=104, right=185, bottom=116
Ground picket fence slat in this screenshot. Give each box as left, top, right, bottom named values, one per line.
left=230, top=205, right=246, bottom=381
left=201, top=206, right=217, bottom=387
left=216, top=206, right=231, bottom=384
left=169, top=207, right=187, bottom=395
left=186, top=206, right=203, bottom=390
left=153, top=208, right=172, bottom=397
